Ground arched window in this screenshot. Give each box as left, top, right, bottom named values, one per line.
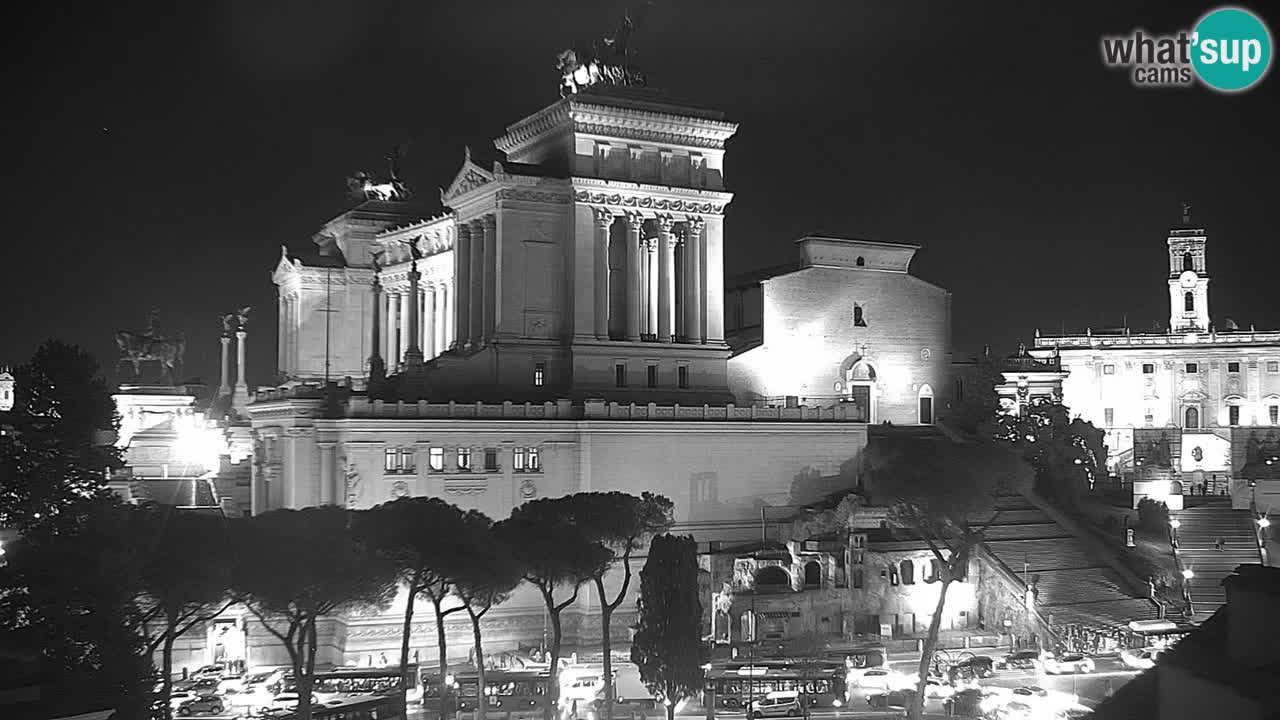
left=918, top=384, right=935, bottom=425
left=1185, top=406, right=1200, bottom=429
left=926, top=559, right=941, bottom=583
left=1184, top=292, right=1195, bottom=312
left=755, top=565, right=790, bottom=589
left=853, top=305, right=867, bottom=327
left=899, top=560, right=915, bottom=585
left=856, top=256, right=865, bottom=267
left=1183, top=252, right=1194, bottom=271
left=804, top=561, right=821, bottom=588
left=852, top=568, right=864, bottom=589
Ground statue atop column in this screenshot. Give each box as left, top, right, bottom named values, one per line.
left=557, top=5, right=652, bottom=96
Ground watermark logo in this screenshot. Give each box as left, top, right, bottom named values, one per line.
left=1101, top=6, right=1272, bottom=92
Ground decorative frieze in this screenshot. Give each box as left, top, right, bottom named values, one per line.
left=574, top=190, right=725, bottom=216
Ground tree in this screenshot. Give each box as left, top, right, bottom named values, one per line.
left=233, top=507, right=397, bottom=720
left=496, top=498, right=611, bottom=720
left=565, top=492, right=674, bottom=720
left=0, top=340, right=121, bottom=532
left=860, top=429, right=1032, bottom=720
left=359, top=498, right=487, bottom=718
left=995, top=398, right=1107, bottom=510
left=946, top=353, right=1002, bottom=437
left=453, top=514, right=524, bottom=720
left=135, top=506, right=236, bottom=720
left=630, top=534, right=705, bottom=720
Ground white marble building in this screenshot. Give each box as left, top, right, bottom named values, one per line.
left=1030, top=215, right=1280, bottom=510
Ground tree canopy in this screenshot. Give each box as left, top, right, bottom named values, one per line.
left=631, top=534, right=705, bottom=720
left=994, top=398, right=1107, bottom=509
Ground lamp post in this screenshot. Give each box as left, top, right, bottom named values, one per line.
left=1169, top=518, right=1180, bottom=548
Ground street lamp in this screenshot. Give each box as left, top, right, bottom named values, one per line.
left=1181, top=568, right=1194, bottom=580
left=1258, top=517, right=1272, bottom=530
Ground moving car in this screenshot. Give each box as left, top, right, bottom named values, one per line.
left=865, top=689, right=917, bottom=710
left=268, top=692, right=319, bottom=711
left=168, top=691, right=198, bottom=711
left=1011, top=686, right=1048, bottom=699
left=175, top=694, right=225, bottom=716
left=190, top=664, right=228, bottom=681
left=852, top=667, right=898, bottom=691
left=747, top=690, right=803, bottom=719
left=176, top=677, right=221, bottom=695
left=1120, top=647, right=1164, bottom=670
left=1042, top=653, right=1095, bottom=675
left=994, top=651, right=1041, bottom=672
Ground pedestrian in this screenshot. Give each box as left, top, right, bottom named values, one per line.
left=1215, top=537, right=1226, bottom=551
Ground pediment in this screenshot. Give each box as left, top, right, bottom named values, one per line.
left=272, top=246, right=300, bottom=282
left=441, top=147, right=495, bottom=204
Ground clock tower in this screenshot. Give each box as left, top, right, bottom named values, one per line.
left=1167, top=204, right=1209, bottom=333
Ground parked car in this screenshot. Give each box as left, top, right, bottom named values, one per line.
left=176, top=694, right=225, bottom=716
left=994, top=651, right=1042, bottom=672
left=168, top=691, right=198, bottom=711
left=747, top=690, right=803, bottom=719
left=176, top=677, right=222, bottom=695
left=190, top=664, right=228, bottom=681
left=1011, top=686, right=1048, bottom=699
left=1120, top=647, right=1164, bottom=670
left=852, top=667, right=899, bottom=691
left=268, top=692, right=318, bottom=711
left=1042, top=653, right=1095, bottom=675
left=865, top=689, right=917, bottom=710
left=899, top=672, right=954, bottom=698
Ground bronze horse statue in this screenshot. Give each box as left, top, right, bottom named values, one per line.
left=115, top=330, right=185, bottom=384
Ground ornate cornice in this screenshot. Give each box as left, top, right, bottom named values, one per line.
left=568, top=102, right=738, bottom=150
left=574, top=189, right=726, bottom=216
left=496, top=187, right=573, bottom=205
left=495, top=103, right=573, bottom=156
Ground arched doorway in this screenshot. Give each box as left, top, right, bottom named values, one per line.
left=918, top=384, right=935, bottom=424
left=1185, top=406, right=1200, bottom=429
left=843, top=360, right=877, bottom=423
left=755, top=565, right=790, bottom=589
left=804, top=560, right=821, bottom=588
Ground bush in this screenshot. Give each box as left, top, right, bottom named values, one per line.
left=1137, top=498, right=1170, bottom=534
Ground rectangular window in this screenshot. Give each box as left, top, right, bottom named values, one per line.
left=1142, top=363, right=1155, bottom=374
left=615, top=362, right=627, bottom=388
left=678, top=365, right=689, bottom=389
left=527, top=447, right=540, bottom=472
left=429, top=447, right=445, bottom=472
left=1228, top=361, right=1241, bottom=373
left=384, top=448, right=397, bottom=473
left=1145, top=411, right=1154, bottom=427
left=1103, top=364, right=1115, bottom=375
left=647, top=364, right=658, bottom=388
left=513, top=447, right=526, bottom=472
left=457, top=447, right=471, bottom=471
left=1105, top=408, right=1114, bottom=427
left=484, top=448, right=498, bottom=471
left=1186, top=363, right=1198, bottom=374
left=1229, top=405, right=1241, bottom=426
left=534, top=361, right=545, bottom=387
left=1271, top=406, right=1279, bottom=425
left=399, top=449, right=415, bottom=473
left=1267, top=361, right=1280, bottom=373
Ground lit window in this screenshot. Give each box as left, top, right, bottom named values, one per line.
left=528, top=447, right=540, bottom=472
left=1270, top=406, right=1279, bottom=425
left=1145, top=410, right=1154, bottom=427
left=615, top=362, right=627, bottom=388
left=457, top=447, right=472, bottom=471
left=647, top=364, right=658, bottom=388
left=1142, top=363, right=1155, bottom=374
left=484, top=448, right=498, bottom=471
left=513, top=447, right=539, bottom=473
left=853, top=304, right=867, bottom=327
left=1267, top=361, right=1280, bottom=373
left=429, top=447, right=444, bottom=472
left=534, top=361, right=545, bottom=387
left=1228, top=361, right=1241, bottom=373
left=1228, top=405, right=1240, bottom=426
left=384, top=447, right=415, bottom=474
left=1103, top=365, right=1115, bottom=375
left=1186, top=363, right=1198, bottom=374
left=385, top=448, right=397, bottom=473
left=678, top=365, right=689, bottom=389
left=400, top=448, right=415, bottom=473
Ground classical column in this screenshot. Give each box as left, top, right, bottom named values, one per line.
left=657, top=216, right=675, bottom=343
left=469, top=218, right=484, bottom=346
left=423, top=283, right=436, bottom=358
left=625, top=213, right=643, bottom=341
left=686, top=217, right=705, bottom=344
left=218, top=333, right=232, bottom=397
left=403, top=261, right=424, bottom=369
left=368, top=274, right=385, bottom=384
left=593, top=208, right=613, bottom=340
left=455, top=224, right=472, bottom=350
left=399, top=289, right=413, bottom=366
left=386, top=290, right=400, bottom=372
left=317, top=441, right=336, bottom=506
left=646, top=239, right=659, bottom=337
left=704, top=216, right=725, bottom=343
left=233, top=329, right=249, bottom=410
left=441, top=283, right=452, bottom=351
left=481, top=215, right=497, bottom=344
left=276, top=293, right=286, bottom=375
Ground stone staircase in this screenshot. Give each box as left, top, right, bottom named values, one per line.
left=1175, top=497, right=1262, bottom=622
left=979, top=496, right=1160, bottom=633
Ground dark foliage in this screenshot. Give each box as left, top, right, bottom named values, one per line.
left=1136, top=498, right=1170, bottom=534
left=631, top=534, right=705, bottom=720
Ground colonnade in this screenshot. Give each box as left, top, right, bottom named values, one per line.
left=378, top=280, right=454, bottom=372
left=453, top=215, right=497, bottom=351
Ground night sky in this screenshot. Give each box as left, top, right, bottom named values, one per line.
left=7, top=1, right=1278, bottom=391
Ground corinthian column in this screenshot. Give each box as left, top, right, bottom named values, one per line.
left=386, top=290, right=400, bottom=371
left=593, top=208, right=614, bottom=339
left=646, top=239, right=658, bottom=337
left=481, top=215, right=497, bottom=344
left=625, top=213, right=643, bottom=341
left=218, top=333, right=232, bottom=397
left=423, top=282, right=436, bottom=359
left=403, top=261, right=424, bottom=369
left=233, top=329, right=249, bottom=410
left=685, top=217, right=705, bottom=344
left=468, top=219, right=485, bottom=346
left=455, top=224, right=472, bottom=350
left=657, top=216, right=676, bottom=343
left=368, top=274, right=385, bottom=384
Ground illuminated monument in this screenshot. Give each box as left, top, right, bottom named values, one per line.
left=238, top=19, right=957, bottom=671
left=1030, top=206, right=1280, bottom=510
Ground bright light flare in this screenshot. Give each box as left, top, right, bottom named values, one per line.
left=1259, top=517, right=1272, bottom=529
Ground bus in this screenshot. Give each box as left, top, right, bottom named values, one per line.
left=422, top=669, right=553, bottom=720
left=296, top=666, right=422, bottom=704
left=1125, top=620, right=1194, bottom=650
left=835, top=645, right=887, bottom=671
left=703, top=661, right=849, bottom=711
left=311, top=693, right=404, bottom=719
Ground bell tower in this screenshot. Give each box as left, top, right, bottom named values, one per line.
left=1167, top=202, right=1210, bottom=333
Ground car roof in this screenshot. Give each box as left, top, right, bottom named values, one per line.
left=766, top=690, right=799, bottom=698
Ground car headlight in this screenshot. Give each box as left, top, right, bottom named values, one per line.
left=832, top=700, right=842, bottom=708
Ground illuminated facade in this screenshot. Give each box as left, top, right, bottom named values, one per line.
left=239, top=84, right=960, bottom=672
left=1030, top=217, right=1280, bottom=510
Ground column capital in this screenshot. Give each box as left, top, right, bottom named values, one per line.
left=480, top=214, right=497, bottom=230
left=236, top=330, right=247, bottom=340
left=593, top=207, right=616, bottom=228
left=456, top=222, right=472, bottom=239
left=656, top=215, right=677, bottom=234
left=625, top=212, right=645, bottom=231
left=685, top=215, right=706, bottom=233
